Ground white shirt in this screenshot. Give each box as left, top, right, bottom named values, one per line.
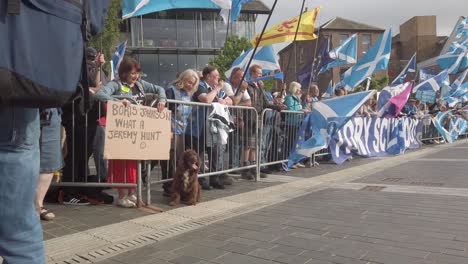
left=222, top=82, right=251, bottom=102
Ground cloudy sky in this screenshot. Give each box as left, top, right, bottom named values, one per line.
left=256, top=0, right=467, bottom=52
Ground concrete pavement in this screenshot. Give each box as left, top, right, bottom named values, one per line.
left=43, top=140, right=468, bottom=263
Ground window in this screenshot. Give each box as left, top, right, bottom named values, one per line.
left=339, top=34, right=349, bottom=45
left=361, top=34, right=371, bottom=54
left=178, top=54, right=197, bottom=72
left=130, top=18, right=142, bottom=47
left=200, top=12, right=214, bottom=48
left=176, top=11, right=197, bottom=48
left=197, top=54, right=213, bottom=70
left=138, top=54, right=159, bottom=84
left=142, top=11, right=177, bottom=48
left=159, top=54, right=178, bottom=87
left=214, top=14, right=227, bottom=48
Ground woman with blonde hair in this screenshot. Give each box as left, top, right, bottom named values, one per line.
left=161, top=69, right=200, bottom=196
left=283, top=81, right=307, bottom=169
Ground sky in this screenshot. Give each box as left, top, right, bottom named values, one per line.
left=255, top=0, right=467, bottom=52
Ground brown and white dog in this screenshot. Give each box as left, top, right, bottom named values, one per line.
left=169, top=150, right=201, bottom=206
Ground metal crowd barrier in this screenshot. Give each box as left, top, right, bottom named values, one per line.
left=258, top=109, right=305, bottom=171
left=53, top=95, right=464, bottom=207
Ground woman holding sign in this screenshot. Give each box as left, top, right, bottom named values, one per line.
left=96, top=56, right=166, bottom=208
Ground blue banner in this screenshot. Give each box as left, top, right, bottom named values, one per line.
left=330, top=117, right=423, bottom=164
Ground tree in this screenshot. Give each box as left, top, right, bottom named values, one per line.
left=209, top=35, right=252, bottom=79
left=88, top=0, right=122, bottom=74
left=368, top=73, right=389, bottom=91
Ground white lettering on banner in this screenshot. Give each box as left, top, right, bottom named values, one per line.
left=372, top=118, right=381, bottom=152
left=380, top=119, right=388, bottom=152
left=353, top=118, right=367, bottom=155
left=363, top=117, right=372, bottom=154
left=344, top=121, right=356, bottom=154
left=334, top=130, right=344, bottom=158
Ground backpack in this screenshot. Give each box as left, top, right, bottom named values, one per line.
left=0, top=0, right=109, bottom=108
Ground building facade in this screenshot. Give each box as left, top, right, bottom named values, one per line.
left=122, top=2, right=269, bottom=86
left=278, top=17, right=384, bottom=92
left=389, top=16, right=448, bottom=80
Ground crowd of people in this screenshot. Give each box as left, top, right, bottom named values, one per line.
left=39, top=50, right=467, bottom=216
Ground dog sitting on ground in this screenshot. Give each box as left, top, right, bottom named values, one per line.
left=169, top=150, right=201, bottom=206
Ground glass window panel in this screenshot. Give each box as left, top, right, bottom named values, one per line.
left=138, top=54, right=159, bottom=85
left=178, top=54, right=197, bottom=72
left=361, top=34, right=372, bottom=53
left=142, top=11, right=176, bottom=48
left=130, top=18, right=141, bottom=47
left=214, top=14, right=227, bottom=48
left=200, top=12, right=214, bottom=48
left=176, top=11, right=197, bottom=48
left=159, top=54, right=178, bottom=87
left=197, top=54, right=213, bottom=71
left=339, top=34, right=349, bottom=45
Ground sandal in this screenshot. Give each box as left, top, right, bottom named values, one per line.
left=39, top=207, right=55, bottom=221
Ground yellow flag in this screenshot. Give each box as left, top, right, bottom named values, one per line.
left=251, top=7, right=320, bottom=47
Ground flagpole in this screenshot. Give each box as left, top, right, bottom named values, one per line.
left=285, top=0, right=307, bottom=85
left=307, top=16, right=322, bottom=92
left=225, top=9, right=231, bottom=44
left=234, top=0, right=278, bottom=96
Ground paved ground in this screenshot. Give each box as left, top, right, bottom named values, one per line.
left=90, top=141, right=468, bottom=264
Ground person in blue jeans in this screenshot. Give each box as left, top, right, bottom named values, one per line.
left=0, top=107, right=45, bottom=263
left=36, top=108, right=63, bottom=221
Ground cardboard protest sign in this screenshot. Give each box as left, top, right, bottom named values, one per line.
left=104, top=101, right=171, bottom=160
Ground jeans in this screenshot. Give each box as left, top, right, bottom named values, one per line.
left=93, top=125, right=107, bottom=182
left=0, top=106, right=45, bottom=264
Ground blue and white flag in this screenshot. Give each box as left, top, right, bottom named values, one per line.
left=287, top=90, right=376, bottom=168
left=341, top=29, right=392, bottom=91
left=391, top=53, right=417, bottom=85
left=297, top=38, right=331, bottom=86
left=419, top=68, right=436, bottom=82
left=321, top=79, right=335, bottom=98
left=412, top=70, right=449, bottom=93
left=231, top=0, right=254, bottom=21
left=110, top=41, right=127, bottom=80
left=432, top=111, right=468, bottom=143
left=123, top=0, right=221, bottom=19
left=445, top=68, right=467, bottom=106
left=319, top=34, right=357, bottom=74
left=225, top=45, right=280, bottom=79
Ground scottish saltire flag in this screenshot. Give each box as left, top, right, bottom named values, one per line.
left=436, top=41, right=468, bottom=74
left=412, top=70, right=448, bottom=93
left=297, top=38, right=331, bottom=86
left=391, top=53, right=417, bottom=85
left=419, top=68, right=436, bottom=82
left=319, top=34, right=357, bottom=74
left=248, top=72, right=284, bottom=82
left=377, top=82, right=413, bottom=118
left=432, top=111, right=457, bottom=143
left=287, top=90, right=376, bottom=168
left=231, top=0, right=254, bottom=21
left=224, top=45, right=280, bottom=79
left=321, top=80, right=335, bottom=98
left=386, top=120, right=406, bottom=155
left=110, top=41, right=127, bottom=80
left=446, top=68, right=468, bottom=97
left=123, top=0, right=221, bottom=19
left=340, top=29, right=392, bottom=91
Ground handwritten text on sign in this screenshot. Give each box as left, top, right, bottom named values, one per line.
left=104, top=101, right=171, bottom=160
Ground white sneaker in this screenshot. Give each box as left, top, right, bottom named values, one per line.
left=295, top=163, right=306, bottom=168
left=127, top=195, right=138, bottom=204
left=117, top=198, right=136, bottom=208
